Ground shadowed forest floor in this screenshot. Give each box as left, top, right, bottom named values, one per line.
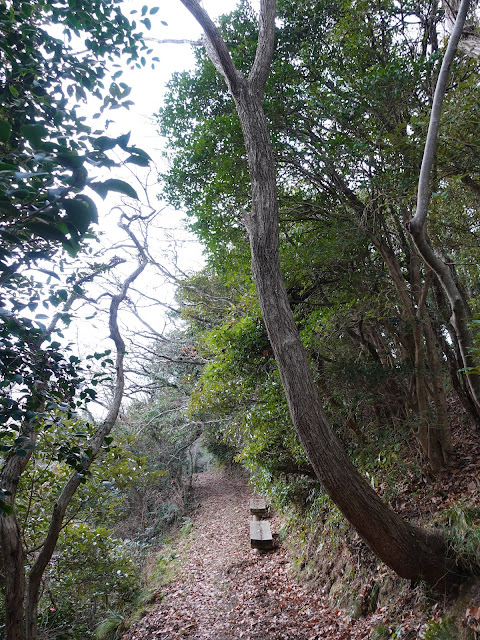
left=121, top=470, right=423, bottom=640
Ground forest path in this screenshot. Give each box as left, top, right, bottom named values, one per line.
left=122, top=469, right=372, bottom=640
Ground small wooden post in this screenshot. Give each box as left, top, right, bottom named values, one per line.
left=250, top=520, right=273, bottom=550
left=250, top=498, right=267, bottom=521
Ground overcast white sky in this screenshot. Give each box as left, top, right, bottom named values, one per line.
left=69, top=0, right=244, bottom=382
left=94, top=0, right=240, bottom=278
left=112, top=0, right=240, bottom=159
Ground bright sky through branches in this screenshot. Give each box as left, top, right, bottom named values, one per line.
left=68, top=0, right=243, bottom=400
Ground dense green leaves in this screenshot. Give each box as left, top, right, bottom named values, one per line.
left=0, top=0, right=148, bottom=277
left=0, top=0, right=154, bottom=487
left=159, top=0, right=480, bottom=485
left=0, top=4, right=157, bottom=637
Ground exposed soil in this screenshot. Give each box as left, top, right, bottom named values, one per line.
left=122, top=470, right=411, bottom=640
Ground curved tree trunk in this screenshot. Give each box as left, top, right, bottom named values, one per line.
left=236, top=79, right=456, bottom=588
left=24, top=222, right=147, bottom=640
left=180, top=0, right=465, bottom=589
left=0, top=516, right=26, bottom=640
left=408, top=0, right=480, bottom=419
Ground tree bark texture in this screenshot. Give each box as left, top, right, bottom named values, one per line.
left=0, top=417, right=39, bottom=640
left=368, top=238, right=450, bottom=471
left=180, top=0, right=464, bottom=588
left=444, top=0, right=480, bottom=57
left=0, top=516, right=26, bottom=640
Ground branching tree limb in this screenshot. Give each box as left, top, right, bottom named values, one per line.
left=22, top=222, right=148, bottom=640
left=179, top=0, right=242, bottom=90
left=411, top=0, right=471, bottom=232
left=407, top=0, right=480, bottom=417
left=178, top=0, right=469, bottom=589
left=444, top=0, right=480, bottom=57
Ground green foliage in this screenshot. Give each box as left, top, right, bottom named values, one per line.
left=189, top=301, right=310, bottom=478
left=42, top=524, right=140, bottom=638
left=154, top=2, right=480, bottom=611
left=158, top=5, right=260, bottom=265
left=157, top=0, right=480, bottom=489
left=0, top=419, right=151, bottom=637
left=113, top=329, right=212, bottom=540
left=179, top=517, right=193, bottom=538
left=145, top=546, right=181, bottom=592
left=421, top=617, right=457, bottom=640
left=436, top=504, right=480, bottom=574
left=370, top=625, right=390, bottom=639
left=95, top=614, right=124, bottom=640
left=0, top=0, right=152, bottom=515
left=0, top=0, right=148, bottom=267
left=159, top=0, right=451, bottom=477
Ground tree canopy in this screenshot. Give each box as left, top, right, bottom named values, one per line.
left=160, top=0, right=480, bottom=587
left=3, top=0, right=480, bottom=636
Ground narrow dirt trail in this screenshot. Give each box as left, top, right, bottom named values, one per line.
left=122, top=470, right=374, bottom=640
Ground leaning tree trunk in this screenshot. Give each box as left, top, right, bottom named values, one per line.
left=374, top=238, right=450, bottom=471
left=179, top=0, right=465, bottom=589
left=408, top=0, right=480, bottom=419
left=23, top=222, right=147, bottom=640
left=0, top=409, right=41, bottom=639
left=0, top=515, right=26, bottom=640
left=236, top=77, right=456, bottom=588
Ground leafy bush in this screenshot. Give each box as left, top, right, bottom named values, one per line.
left=421, top=617, right=457, bottom=640
left=41, top=524, right=141, bottom=638
left=95, top=613, right=124, bottom=640
left=436, top=503, right=480, bottom=574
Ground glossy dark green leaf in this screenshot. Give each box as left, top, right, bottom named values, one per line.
left=0, top=120, right=12, bottom=143
left=56, top=150, right=84, bottom=169
left=0, top=501, right=13, bottom=515
left=116, top=132, right=131, bottom=149
left=98, top=178, right=138, bottom=199
left=63, top=195, right=98, bottom=234
left=125, top=154, right=149, bottom=167
left=93, top=135, right=119, bottom=151
left=26, top=222, right=68, bottom=243
left=21, top=123, right=48, bottom=147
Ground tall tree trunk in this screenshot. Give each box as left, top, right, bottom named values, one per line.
left=374, top=239, right=449, bottom=470
left=180, top=0, right=464, bottom=589
left=420, top=280, right=452, bottom=465
left=0, top=419, right=39, bottom=640
left=432, top=276, right=480, bottom=427
left=24, top=223, right=147, bottom=640
left=408, top=0, right=480, bottom=419
left=0, top=516, right=25, bottom=640
left=236, top=77, right=454, bottom=587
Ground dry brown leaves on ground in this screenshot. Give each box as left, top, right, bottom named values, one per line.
left=122, top=470, right=411, bottom=640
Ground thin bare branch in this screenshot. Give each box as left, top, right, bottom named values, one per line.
left=144, top=36, right=203, bottom=46
left=410, top=0, right=471, bottom=232
left=179, top=0, right=241, bottom=90
left=249, top=0, right=277, bottom=98
left=24, top=223, right=148, bottom=634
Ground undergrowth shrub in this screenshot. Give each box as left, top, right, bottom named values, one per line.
left=420, top=617, right=457, bottom=640
left=435, top=503, right=480, bottom=575
left=40, top=523, right=141, bottom=638
left=95, top=613, right=124, bottom=640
